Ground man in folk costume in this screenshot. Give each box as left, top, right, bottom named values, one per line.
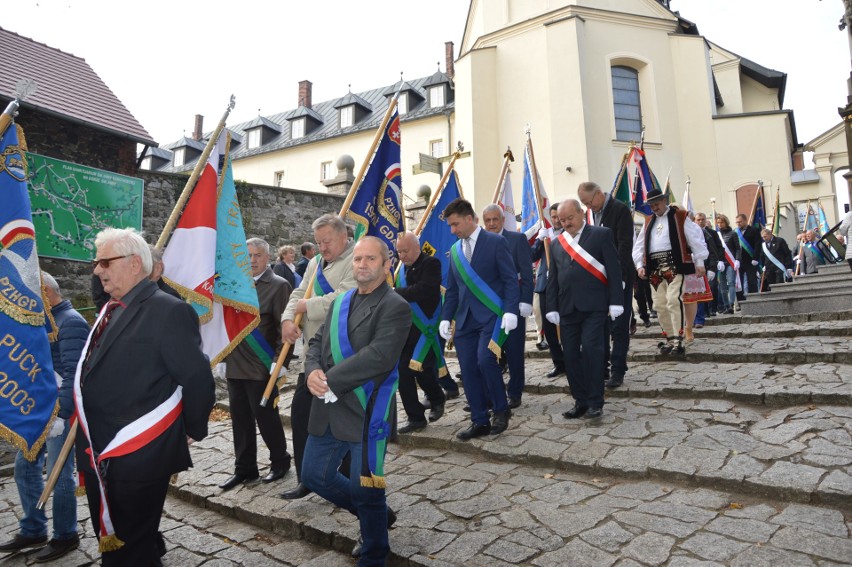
left=302, top=237, right=410, bottom=566
left=577, top=181, right=635, bottom=389
left=280, top=214, right=356, bottom=500
left=545, top=200, right=623, bottom=420
left=439, top=198, right=520, bottom=440
left=76, top=228, right=215, bottom=566
left=758, top=227, right=794, bottom=290
left=393, top=232, right=447, bottom=433
left=219, top=238, right=293, bottom=491
left=481, top=204, right=534, bottom=409
left=632, top=189, right=708, bottom=354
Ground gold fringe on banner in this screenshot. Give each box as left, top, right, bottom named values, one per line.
left=488, top=340, right=501, bottom=358
left=408, top=360, right=423, bottom=372
left=98, top=534, right=125, bottom=553
left=360, top=474, right=386, bottom=489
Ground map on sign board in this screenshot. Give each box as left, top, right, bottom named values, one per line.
left=25, top=152, right=144, bottom=262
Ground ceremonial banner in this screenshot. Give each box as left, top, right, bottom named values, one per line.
left=630, top=147, right=660, bottom=216
left=770, top=189, right=781, bottom=237
left=163, top=136, right=260, bottom=365
left=520, top=143, right=551, bottom=243
left=610, top=153, right=632, bottom=207
left=346, top=108, right=404, bottom=265
left=0, top=123, right=58, bottom=460
left=817, top=202, right=830, bottom=235
left=419, top=169, right=462, bottom=287
left=682, top=180, right=694, bottom=213
left=751, top=186, right=767, bottom=228
left=804, top=203, right=820, bottom=234
left=496, top=169, right=517, bottom=231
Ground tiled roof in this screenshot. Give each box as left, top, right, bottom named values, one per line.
left=0, top=26, right=155, bottom=146
left=243, top=115, right=282, bottom=132
left=157, top=74, right=454, bottom=173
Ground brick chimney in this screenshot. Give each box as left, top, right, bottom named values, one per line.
left=445, top=41, right=455, bottom=79
left=192, top=114, right=204, bottom=141
left=298, top=80, right=313, bottom=108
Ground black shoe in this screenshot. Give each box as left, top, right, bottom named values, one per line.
left=535, top=340, right=549, bottom=351
left=0, top=533, right=48, bottom=552
left=657, top=341, right=674, bottom=355
left=445, top=389, right=460, bottom=400
left=429, top=404, right=445, bottom=422
left=219, top=472, right=259, bottom=490
left=605, top=374, right=624, bottom=389
left=279, top=482, right=312, bottom=500
left=351, top=537, right=363, bottom=558
left=33, top=535, right=79, bottom=563
left=399, top=420, right=427, bottom=434
left=462, top=404, right=471, bottom=412
left=562, top=404, right=588, bottom=419
left=456, top=423, right=491, bottom=440
left=507, top=396, right=522, bottom=409
left=421, top=398, right=431, bottom=409
left=649, top=310, right=658, bottom=319
left=262, top=466, right=289, bottom=483
left=546, top=367, right=565, bottom=378
left=642, top=318, right=651, bottom=327
left=491, top=411, right=511, bottom=435
left=586, top=407, right=603, bottom=419
left=455, top=372, right=462, bottom=379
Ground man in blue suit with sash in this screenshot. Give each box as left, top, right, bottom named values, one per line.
left=439, top=198, right=520, bottom=440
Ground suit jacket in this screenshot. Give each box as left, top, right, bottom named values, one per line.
left=442, top=229, right=520, bottom=330
left=500, top=229, right=534, bottom=305
left=394, top=252, right=441, bottom=357
left=546, top=224, right=623, bottom=314
left=738, top=225, right=762, bottom=262
left=532, top=228, right=563, bottom=293
left=76, top=280, right=215, bottom=480
left=272, top=261, right=297, bottom=289
left=295, top=257, right=310, bottom=277
left=801, top=240, right=828, bottom=274
left=759, top=236, right=793, bottom=275
left=702, top=226, right=722, bottom=268
left=225, top=267, right=292, bottom=380
left=304, top=283, right=411, bottom=442
left=595, top=196, right=635, bottom=285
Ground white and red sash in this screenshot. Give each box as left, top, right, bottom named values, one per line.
left=72, top=303, right=184, bottom=551
left=556, top=231, right=608, bottom=285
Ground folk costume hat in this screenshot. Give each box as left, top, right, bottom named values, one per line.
left=646, top=188, right=667, bottom=203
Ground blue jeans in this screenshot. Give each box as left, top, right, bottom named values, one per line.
left=14, top=419, right=77, bottom=540
left=718, top=266, right=737, bottom=310
left=302, top=428, right=388, bottom=566
left=695, top=302, right=706, bottom=326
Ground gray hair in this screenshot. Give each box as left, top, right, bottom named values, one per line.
left=94, top=228, right=153, bottom=275
left=41, top=271, right=60, bottom=295
left=356, top=236, right=390, bottom=261
left=312, top=214, right=347, bottom=235
left=246, top=237, right=270, bottom=255
left=577, top=181, right=602, bottom=196
left=149, top=244, right=164, bottom=264
left=481, top=204, right=503, bottom=217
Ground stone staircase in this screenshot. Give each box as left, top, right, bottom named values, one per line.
left=741, top=262, right=852, bottom=316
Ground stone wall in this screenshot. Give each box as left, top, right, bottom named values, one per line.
left=41, top=171, right=345, bottom=314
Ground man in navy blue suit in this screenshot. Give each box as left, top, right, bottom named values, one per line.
left=482, top=204, right=533, bottom=409
left=545, top=200, right=623, bottom=420
left=440, top=198, right=520, bottom=440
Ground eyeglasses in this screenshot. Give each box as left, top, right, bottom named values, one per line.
left=92, top=255, right=130, bottom=270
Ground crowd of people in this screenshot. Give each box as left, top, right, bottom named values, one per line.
left=2, top=184, right=848, bottom=567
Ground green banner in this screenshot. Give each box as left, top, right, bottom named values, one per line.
left=25, top=152, right=144, bottom=262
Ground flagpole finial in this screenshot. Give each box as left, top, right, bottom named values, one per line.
left=757, top=179, right=764, bottom=188
left=524, top=124, right=531, bottom=136
left=228, top=95, right=236, bottom=111
left=710, top=197, right=716, bottom=204
left=456, top=141, right=464, bottom=154
left=504, top=146, right=514, bottom=162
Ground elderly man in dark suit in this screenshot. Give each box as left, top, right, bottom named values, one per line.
left=440, top=198, right=520, bottom=440
left=758, top=227, right=794, bottom=290
left=77, top=228, right=215, bottom=566
left=577, top=181, right=635, bottom=388
left=302, top=236, right=410, bottom=567
left=546, top=200, right=623, bottom=420
left=482, top=204, right=534, bottom=409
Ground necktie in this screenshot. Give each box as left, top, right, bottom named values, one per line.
left=464, top=237, right=472, bottom=261
left=85, top=300, right=122, bottom=364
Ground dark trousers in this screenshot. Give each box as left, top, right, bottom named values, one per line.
left=560, top=310, right=607, bottom=409
left=83, top=471, right=169, bottom=567
left=227, top=379, right=290, bottom=476
left=634, top=277, right=653, bottom=320
left=504, top=316, right=527, bottom=399
left=435, top=337, right=458, bottom=394
left=536, top=290, right=564, bottom=370
left=398, top=356, right=446, bottom=423
left=707, top=275, right=719, bottom=314
left=604, top=277, right=633, bottom=378
left=454, top=316, right=508, bottom=426
left=290, top=372, right=312, bottom=480
left=738, top=261, right=759, bottom=298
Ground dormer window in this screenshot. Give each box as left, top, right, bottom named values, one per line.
left=173, top=148, right=185, bottom=167
left=140, top=156, right=152, bottom=170
left=340, top=105, right=355, bottom=128
left=291, top=118, right=306, bottom=139
left=429, top=85, right=445, bottom=108
left=247, top=128, right=262, bottom=149
left=397, top=93, right=408, bottom=115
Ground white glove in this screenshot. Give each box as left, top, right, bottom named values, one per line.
left=707, top=270, right=716, bottom=282
left=537, top=227, right=554, bottom=241
left=501, top=313, right=518, bottom=333
left=734, top=260, right=740, bottom=270
left=519, top=303, right=533, bottom=317
left=439, top=320, right=452, bottom=340
left=608, top=305, right=624, bottom=321
left=270, top=362, right=286, bottom=378
left=717, top=261, right=725, bottom=272
left=751, top=260, right=758, bottom=266
left=323, top=390, right=338, bottom=404
left=47, top=417, right=65, bottom=439
left=545, top=311, right=560, bottom=325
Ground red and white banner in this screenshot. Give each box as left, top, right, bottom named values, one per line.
left=497, top=170, right=518, bottom=232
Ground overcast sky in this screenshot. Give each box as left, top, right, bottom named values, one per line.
left=8, top=0, right=848, bottom=149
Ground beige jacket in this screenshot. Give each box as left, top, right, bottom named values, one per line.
left=281, top=240, right=356, bottom=360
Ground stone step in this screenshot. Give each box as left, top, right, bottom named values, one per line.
left=776, top=272, right=852, bottom=290
left=815, top=262, right=851, bottom=276
left=746, top=283, right=852, bottom=302
left=609, top=317, right=852, bottom=340
left=740, top=288, right=852, bottom=316
left=173, top=419, right=852, bottom=566
left=695, top=308, right=852, bottom=327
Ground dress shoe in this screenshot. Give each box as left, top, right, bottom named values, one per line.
left=428, top=403, right=445, bottom=422
left=456, top=422, right=491, bottom=440
left=507, top=396, right=522, bottom=409
left=629, top=320, right=637, bottom=336
left=399, top=420, right=427, bottom=434
left=535, top=339, right=549, bottom=351
left=605, top=374, right=624, bottom=389
left=262, top=466, right=289, bottom=483
left=0, top=533, right=47, bottom=552
left=642, top=318, right=652, bottom=328
left=455, top=372, right=462, bottom=379
left=586, top=407, right=603, bottom=419
left=279, top=482, right=312, bottom=500
left=649, top=310, right=658, bottom=319
left=657, top=341, right=675, bottom=354
left=219, top=472, right=259, bottom=490
left=462, top=404, right=471, bottom=412
left=546, top=367, right=565, bottom=378
left=445, top=389, right=460, bottom=400
left=562, top=404, right=588, bottom=419
left=34, top=535, right=79, bottom=563
left=490, top=411, right=511, bottom=435
left=421, top=398, right=431, bottom=409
